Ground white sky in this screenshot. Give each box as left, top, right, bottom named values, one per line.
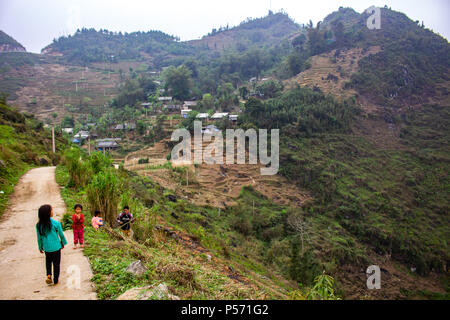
left=0, top=0, right=449, bottom=53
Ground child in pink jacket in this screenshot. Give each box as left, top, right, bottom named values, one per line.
left=91, top=210, right=104, bottom=231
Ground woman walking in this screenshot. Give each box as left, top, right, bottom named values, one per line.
left=36, top=204, right=67, bottom=285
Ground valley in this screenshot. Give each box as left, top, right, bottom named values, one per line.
left=0, top=5, right=448, bottom=300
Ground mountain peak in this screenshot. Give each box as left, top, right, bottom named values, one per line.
left=0, top=31, right=26, bottom=53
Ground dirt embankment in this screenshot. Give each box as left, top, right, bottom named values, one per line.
left=124, top=138, right=312, bottom=208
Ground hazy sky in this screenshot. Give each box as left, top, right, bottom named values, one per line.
left=1, top=0, right=449, bottom=53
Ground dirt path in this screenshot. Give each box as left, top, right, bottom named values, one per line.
left=0, top=167, right=96, bottom=300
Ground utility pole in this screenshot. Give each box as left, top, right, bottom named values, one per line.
left=52, top=127, right=55, bottom=153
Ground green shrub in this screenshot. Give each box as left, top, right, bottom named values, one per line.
left=61, top=213, right=73, bottom=231
left=306, top=271, right=340, bottom=300
left=64, top=148, right=91, bottom=188
left=86, top=168, right=121, bottom=225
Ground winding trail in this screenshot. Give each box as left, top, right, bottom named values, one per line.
left=0, top=167, right=96, bottom=300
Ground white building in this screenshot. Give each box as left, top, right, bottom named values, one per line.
left=181, top=109, right=192, bottom=118
left=74, top=130, right=90, bottom=140
left=202, top=125, right=220, bottom=135
left=184, top=101, right=197, bottom=108
left=158, top=96, right=172, bottom=102
left=196, top=113, right=209, bottom=120
left=62, top=128, right=74, bottom=134
left=211, top=112, right=229, bottom=120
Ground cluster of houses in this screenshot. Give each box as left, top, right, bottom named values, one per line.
left=61, top=123, right=126, bottom=153
left=61, top=95, right=239, bottom=153
left=142, top=98, right=239, bottom=123
left=194, top=112, right=238, bottom=122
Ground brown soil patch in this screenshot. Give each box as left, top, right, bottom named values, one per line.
left=4, top=60, right=121, bottom=122
left=284, top=46, right=381, bottom=102
left=124, top=138, right=312, bottom=208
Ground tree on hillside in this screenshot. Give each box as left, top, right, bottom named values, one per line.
left=256, top=80, right=284, bottom=99
left=287, top=213, right=312, bottom=256
left=61, top=115, right=75, bottom=128
left=331, top=20, right=345, bottom=48
left=239, top=86, right=249, bottom=100
left=292, top=34, right=307, bottom=48
left=201, top=93, right=215, bottom=110
left=163, top=65, right=193, bottom=101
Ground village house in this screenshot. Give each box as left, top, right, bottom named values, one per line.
left=181, top=109, right=192, bottom=118
left=211, top=112, right=229, bottom=120
left=158, top=96, right=172, bottom=103
left=202, top=124, right=220, bottom=135
left=183, top=101, right=197, bottom=108
left=62, top=128, right=74, bottom=134
left=113, top=123, right=136, bottom=131
left=73, top=130, right=90, bottom=140
left=196, top=113, right=209, bottom=121
left=166, top=104, right=182, bottom=112
left=96, top=140, right=119, bottom=152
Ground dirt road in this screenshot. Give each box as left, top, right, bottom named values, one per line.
left=0, top=167, right=96, bottom=300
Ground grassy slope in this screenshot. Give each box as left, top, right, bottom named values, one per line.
left=0, top=101, right=65, bottom=216
left=55, top=163, right=300, bottom=300
left=276, top=102, right=449, bottom=298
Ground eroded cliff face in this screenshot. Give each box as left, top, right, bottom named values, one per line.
left=41, top=46, right=62, bottom=56
left=0, top=43, right=26, bottom=53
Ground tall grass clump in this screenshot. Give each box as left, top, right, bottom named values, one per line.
left=86, top=167, right=121, bottom=225
left=64, top=148, right=91, bottom=188
left=88, top=151, right=113, bottom=174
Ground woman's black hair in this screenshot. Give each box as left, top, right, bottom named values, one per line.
left=123, top=205, right=129, bottom=210
left=94, top=210, right=101, bottom=216
left=74, top=204, right=83, bottom=210
left=37, top=204, right=52, bottom=236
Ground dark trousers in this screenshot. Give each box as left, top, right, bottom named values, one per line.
left=45, top=250, right=61, bottom=283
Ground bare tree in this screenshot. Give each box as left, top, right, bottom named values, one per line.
left=287, top=213, right=313, bottom=256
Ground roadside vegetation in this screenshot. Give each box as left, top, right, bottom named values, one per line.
left=56, top=147, right=341, bottom=300
left=0, top=97, right=65, bottom=216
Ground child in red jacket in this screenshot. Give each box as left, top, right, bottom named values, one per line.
left=72, top=204, right=85, bottom=249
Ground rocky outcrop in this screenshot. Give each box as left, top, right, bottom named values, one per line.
left=0, top=44, right=25, bottom=53
left=41, top=47, right=63, bottom=56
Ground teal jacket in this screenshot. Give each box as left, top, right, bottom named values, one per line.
left=36, top=218, right=68, bottom=252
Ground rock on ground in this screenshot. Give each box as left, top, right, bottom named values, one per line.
left=125, top=260, right=147, bottom=276
left=117, top=283, right=180, bottom=300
